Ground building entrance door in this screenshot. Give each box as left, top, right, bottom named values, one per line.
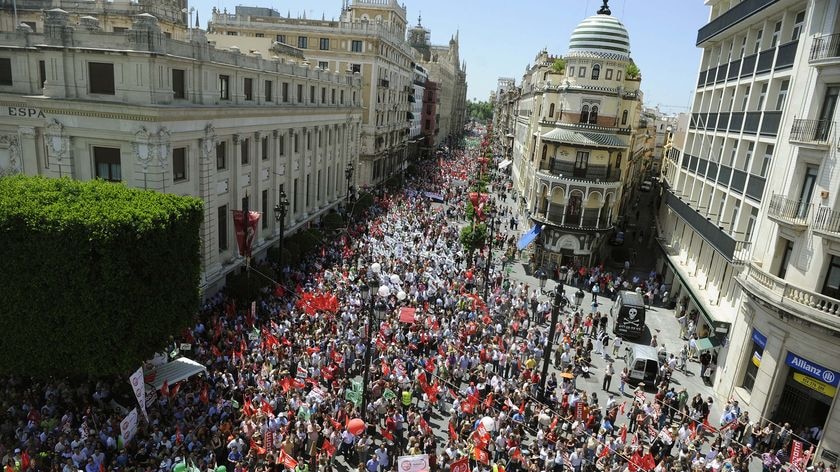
left=774, top=369, right=832, bottom=439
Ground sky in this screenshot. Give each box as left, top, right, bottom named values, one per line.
left=193, top=0, right=710, bottom=114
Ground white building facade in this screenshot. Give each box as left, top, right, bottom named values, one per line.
left=0, top=10, right=363, bottom=296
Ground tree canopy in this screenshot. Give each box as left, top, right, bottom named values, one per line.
left=467, top=100, right=494, bottom=123
left=0, top=176, right=204, bottom=377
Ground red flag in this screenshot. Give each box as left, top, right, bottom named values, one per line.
left=169, top=382, right=181, bottom=399
left=628, top=451, right=643, bottom=472
left=703, top=418, right=717, bottom=434
left=619, top=401, right=626, bottom=415
left=549, top=416, right=558, bottom=431
left=321, top=440, right=336, bottom=457
left=511, top=448, right=522, bottom=461
left=461, top=401, right=474, bottom=414
left=381, top=427, right=395, bottom=442
left=599, top=445, right=611, bottom=458
left=420, top=417, right=432, bottom=434
left=249, top=438, right=266, bottom=456
left=329, top=417, right=342, bottom=431
left=242, top=399, right=255, bottom=417
left=199, top=384, right=209, bottom=405
left=261, top=401, right=274, bottom=416
left=279, top=377, right=292, bottom=393
left=449, top=422, right=458, bottom=441
left=474, top=447, right=490, bottom=464
left=160, top=380, right=169, bottom=397
left=211, top=345, right=222, bottom=357
left=276, top=450, right=298, bottom=469
left=483, top=393, right=494, bottom=409
left=619, top=424, right=627, bottom=444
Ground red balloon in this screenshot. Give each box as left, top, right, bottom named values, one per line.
left=347, top=418, right=366, bottom=436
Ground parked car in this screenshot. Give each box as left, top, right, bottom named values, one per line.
left=640, top=180, right=652, bottom=192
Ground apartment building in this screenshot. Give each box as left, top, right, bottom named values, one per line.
left=657, top=0, right=839, bottom=460
left=509, top=1, right=644, bottom=268
left=207, top=0, right=414, bottom=188
left=0, top=10, right=363, bottom=296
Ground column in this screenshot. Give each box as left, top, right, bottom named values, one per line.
left=253, top=131, right=264, bottom=245
left=17, top=126, right=38, bottom=175
left=199, top=125, right=220, bottom=286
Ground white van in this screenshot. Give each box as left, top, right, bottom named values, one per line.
left=625, top=343, right=660, bottom=384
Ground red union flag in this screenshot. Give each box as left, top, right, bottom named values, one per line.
left=450, top=457, right=469, bottom=472
left=233, top=210, right=261, bottom=258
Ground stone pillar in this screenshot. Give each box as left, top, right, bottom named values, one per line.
left=199, top=124, right=220, bottom=287
left=17, top=126, right=38, bottom=175
left=253, top=131, right=264, bottom=245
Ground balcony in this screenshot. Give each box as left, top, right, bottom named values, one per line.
left=789, top=119, right=834, bottom=146
left=532, top=206, right=612, bottom=231
left=535, top=168, right=622, bottom=188
left=768, top=193, right=811, bottom=230
left=813, top=206, right=840, bottom=242
left=664, top=189, right=751, bottom=263
left=809, top=33, right=840, bottom=64
left=741, top=263, right=840, bottom=332
left=697, top=0, right=779, bottom=45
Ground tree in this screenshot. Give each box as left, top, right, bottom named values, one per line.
left=0, top=176, right=203, bottom=377
left=460, top=223, right=488, bottom=267
left=551, top=58, right=566, bottom=74
left=625, top=63, right=641, bottom=79
left=467, top=100, right=494, bottom=122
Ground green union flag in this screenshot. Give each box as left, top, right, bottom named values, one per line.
left=383, top=389, right=397, bottom=400
left=351, top=380, right=362, bottom=393
left=345, top=389, right=362, bottom=406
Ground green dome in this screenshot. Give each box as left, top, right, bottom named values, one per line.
left=568, top=13, right=631, bottom=59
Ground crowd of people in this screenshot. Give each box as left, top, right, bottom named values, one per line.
left=0, top=129, right=830, bottom=472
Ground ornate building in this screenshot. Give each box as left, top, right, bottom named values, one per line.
left=0, top=10, right=362, bottom=296
left=510, top=0, right=643, bottom=268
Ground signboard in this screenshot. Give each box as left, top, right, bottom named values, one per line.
left=5, top=106, right=45, bottom=118
left=793, top=372, right=837, bottom=398
left=751, top=329, right=767, bottom=349
left=128, top=368, right=148, bottom=421
left=785, top=352, right=839, bottom=387
left=120, top=408, right=139, bottom=443
left=398, top=454, right=429, bottom=472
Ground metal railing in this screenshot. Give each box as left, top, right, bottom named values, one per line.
left=810, top=33, right=840, bottom=62
left=789, top=118, right=834, bottom=145
left=813, top=206, right=840, bottom=235
left=743, top=263, right=840, bottom=324
left=768, top=193, right=811, bottom=226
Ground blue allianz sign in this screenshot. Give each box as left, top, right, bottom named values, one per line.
left=785, top=352, right=839, bottom=387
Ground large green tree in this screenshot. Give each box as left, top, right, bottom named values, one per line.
left=467, top=100, right=494, bottom=123
left=0, top=176, right=203, bottom=377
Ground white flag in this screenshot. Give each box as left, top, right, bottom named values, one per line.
left=120, top=408, right=139, bottom=443
left=128, top=367, right=148, bottom=421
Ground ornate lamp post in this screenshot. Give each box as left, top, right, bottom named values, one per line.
left=539, top=287, right=563, bottom=400
left=360, top=269, right=388, bottom=421
left=273, top=188, right=289, bottom=273
left=483, top=206, right=496, bottom=303
left=345, top=162, right=354, bottom=212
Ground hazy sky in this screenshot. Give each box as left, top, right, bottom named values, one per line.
left=193, top=0, right=710, bottom=114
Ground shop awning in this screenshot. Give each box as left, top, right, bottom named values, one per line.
left=146, top=357, right=207, bottom=389
left=517, top=224, right=542, bottom=250
left=696, top=336, right=723, bottom=352
left=657, top=240, right=728, bottom=330
left=498, top=159, right=513, bottom=170
left=541, top=128, right=629, bottom=149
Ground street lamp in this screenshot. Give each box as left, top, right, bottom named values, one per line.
left=482, top=207, right=496, bottom=303
left=539, top=286, right=563, bottom=401
left=536, top=269, right=547, bottom=294
left=345, top=162, right=354, bottom=212
left=360, top=270, right=389, bottom=421
left=273, top=188, right=289, bottom=274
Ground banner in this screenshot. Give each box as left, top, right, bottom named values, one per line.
left=233, top=210, right=261, bottom=258
left=790, top=440, right=804, bottom=472
left=575, top=401, right=585, bottom=421
left=450, top=457, right=469, bottom=472
left=128, top=368, right=148, bottom=422
left=397, top=454, right=429, bottom=472
left=120, top=408, right=139, bottom=443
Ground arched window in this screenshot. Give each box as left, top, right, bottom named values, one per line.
left=591, top=64, right=601, bottom=80
left=616, top=152, right=622, bottom=167
left=579, top=105, right=589, bottom=123
left=548, top=103, right=555, bottom=118
left=621, top=110, right=629, bottom=125
left=589, top=105, right=599, bottom=124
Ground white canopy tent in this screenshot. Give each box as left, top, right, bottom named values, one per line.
left=147, top=357, right=206, bottom=389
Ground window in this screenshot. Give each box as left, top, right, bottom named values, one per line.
left=22, top=21, right=36, bottom=32
left=321, top=87, right=326, bottom=104
left=93, top=146, right=121, bottom=181
left=775, top=80, right=789, bottom=111
left=278, top=135, right=285, bottom=156
left=777, top=238, right=794, bottom=278
left=745, top=207, right=758, bottom=241
left=261, top=190, right=269, bottom=229
left=621, top=110, right=628, bottom=125
left=331, top=88, right=336, bottom=104
left=318, top=61, right=329, bottom=70
left=589, top=105, right=599, bottom=124
left=306, top=174, right=311, bottom=206
left=264, top=80, right=273, bottom=102
left=297, top=84, right=303, bottom=103
left=756, top=83, right=768, bottom=110
left=261, top=136, right=269, bottom=160
left=743, top=142, right=754, bottom=172
left=88, top=62, right=115, bottom=95
left=219, top=75, right=230, bottom=100
left=310, top=85, right=315, bottom=103
left=822, top=255, right=840, bottom=300
left=319, top=38, right=330, bottom=50
left=741, top=337, right=763, bottom=392
left=0, top=58, right=11, bottom=86
left=340, top=90, right=345, bottom=104
left=216, top=141, right=226, bottom=170
left=753, top=29, right=762, bottom=54
left=615, top=152, right=622, bottom=168
left=113, top=27, right=127, bottom=33
left=226, top=31, right=238, bottom=36
left=578, top=67, right=586, bottom=78
left=293, top=179, right=299, bottom=212
left=616, top=70, right=622, bottom=81
left=317, top=170, right=322, bottom=200
left=241, top=138, right=249, bottom=165
left=792, top=11, right=805, bottom=41
left=351, top=40, right=363, bottom=52
left=255, top=33, right=264, bottom=38
left=605, top=68, right=613, bottom=80
left=761, top=144, right=773, bottom=177
left=282, top=82, right=289, bottom=102
left=770, top=21, right=781, bottom=48
left=218, top=205, right=228, bottom=251
left=244, top=78, right=253, bottom=101
left=548, top=103, right=555, bottom=118
left=294, top=133, right=299, bottom=153
left=297, top=36, right=308, bottom=49
left=351, top=64, right=361, bottom=74
left=741, top=85, right=750, bottom=111
left=739, top=36, right=747, bottom=57
left=307, top=132, right=312, bottom=150
left=276, top=34, right=286, bottom=44
left=172, top=147, right=187, bottom=181
left=579, top=105, right=590, bottom=123
left=568, top=66, right=574, bottom=77
left=38, top=60, right=45, bottom=89
left=172, top=69, right=185, bottom=99
left=566, top=195, right=582, bottom=223
left=574, top=151, right=589, bottom=177
left=591, top=65, right=600, bottom=80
